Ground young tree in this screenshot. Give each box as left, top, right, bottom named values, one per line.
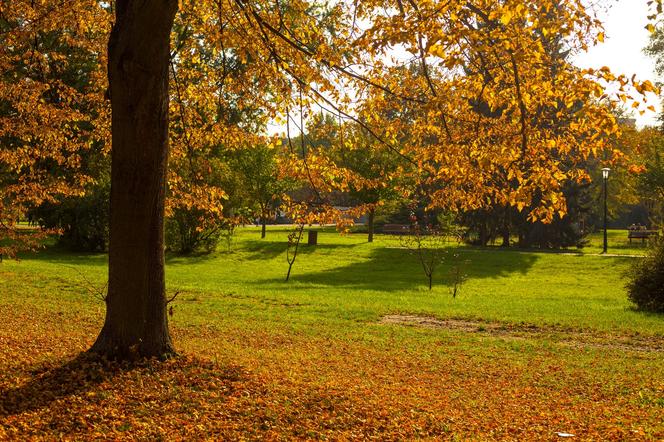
left=230, top=144, right=292, bottom=239
left=400, top=217, right=450, bottom=291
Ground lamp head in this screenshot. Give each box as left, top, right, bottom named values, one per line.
left=602, top=168, right=611, bottom=179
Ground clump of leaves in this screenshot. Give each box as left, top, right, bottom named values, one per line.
left=626, top=238, right=664, bottom=313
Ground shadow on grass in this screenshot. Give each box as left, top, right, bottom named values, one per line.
left=234, top=239, right=288, bottom=261
left=165, top=250, right=225, bottom=265
left=240, top=239, right=360, bottom=261
left=625, top=305, right=664, bottom=318
left=17, top=244, right=108, bottom=267
left=264, top=246, right=539, bottom=291
left=0, top=353, right=118, bottom=417
left=0, top=353, right=245, bottom=419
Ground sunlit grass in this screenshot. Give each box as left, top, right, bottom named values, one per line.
left=2, top=227, right=661, bottom=335
left=1, top=227, right=662, bottom=439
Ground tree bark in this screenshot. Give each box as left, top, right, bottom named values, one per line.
left=261, top=217, right=267, bottom=239
left=367, top=208, right=375, bottom=243
left=479, top=222, right=488, bottom=246
left=518, top=231, right=527, bottom=248
left=90, top=0, right=178, bottom=359
left=501, top=206, right=510, bottom=248
left=501, top=229, right=510, bottom=247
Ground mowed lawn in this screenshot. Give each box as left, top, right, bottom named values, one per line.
left=0, top=228, right=662, bottom=440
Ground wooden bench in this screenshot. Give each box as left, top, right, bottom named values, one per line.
left=628, top=229, right=660, bottom=244
left=382, top=224, right=411, bottom=235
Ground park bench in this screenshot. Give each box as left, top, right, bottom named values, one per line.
left=628, top=229, right=660, bottom=244
left=382, top=224, right=411, bottom=235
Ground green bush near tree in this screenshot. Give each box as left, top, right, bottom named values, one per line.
left=626, top=238, right=664, bottom=313
left=32, top=180, right=110, bottom=252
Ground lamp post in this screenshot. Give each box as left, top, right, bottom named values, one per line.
left=602, top=167, right=611, bottom=254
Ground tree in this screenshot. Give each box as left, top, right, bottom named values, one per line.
left=339, top=135, right=402, bottom=243
left=230, top=144, right=292, bottom=239
left=636, top=140, right=664, bottom=226
left=303, top=114, right=406, bottom=242
left=32, top=175, right=111, bottom=252
left=618, top=125, right=664, bottom=228
left=90, top=0, right=178, bottom=358
left=626, top=238, right=664, bottom=312
left=0, top=0, right=109, bottom=258
left=165, top=154, right=230, bottom=254
left=165, top=9, right=272, bottom=252
left=400, top=214, right=450, bottom=290
left=457, top=4, right=597, bottom=249
left=641, top=27, right=664, bottom=226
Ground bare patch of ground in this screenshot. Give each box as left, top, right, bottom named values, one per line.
left=381, top=314, right=664, bottom=353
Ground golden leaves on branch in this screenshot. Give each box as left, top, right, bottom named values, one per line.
left=0, top=0, right=110, bottom=255
left=337, top=0, right=658, bottom=223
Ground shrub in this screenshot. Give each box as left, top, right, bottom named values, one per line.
left=165, top=209, right=222, bottom=255
left=32, top=182, right=110, bottom=252
left=626, top=239, right=664, bottom=313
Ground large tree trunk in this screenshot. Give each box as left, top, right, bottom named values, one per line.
left=261, top=217, right=267, bottom=239
left=90, top=0, right=178, bottom=359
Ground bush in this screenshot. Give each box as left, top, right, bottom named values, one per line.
left=626, top=239, right=664, bottom=313
left=32, top=182, right=110, bottom=252
left=165, top=209, right=222, bottom=255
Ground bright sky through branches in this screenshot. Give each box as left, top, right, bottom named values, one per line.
left=574, top=0, right=660, bottom=127
left=267, top=0, right=662, bottom=136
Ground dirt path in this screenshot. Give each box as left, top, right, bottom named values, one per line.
left=381, top=314, right=664, bottom=353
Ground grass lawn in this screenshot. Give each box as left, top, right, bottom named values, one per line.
left=0, top=227, right=662, bottom=440
left=580, top=229, right=653, bottom=256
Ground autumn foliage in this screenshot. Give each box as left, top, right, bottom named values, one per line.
left=0, top=0, right=109, bottom=258
left=1, top=0, right=662, bottom=259
left=1, top=278, right=663, bottom=440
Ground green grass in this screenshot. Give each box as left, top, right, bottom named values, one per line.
left=1, top=227, right=663, bottom=439
left=582, top=229, right=654, bottom=256
left=2, top=227, right=662, bottom=336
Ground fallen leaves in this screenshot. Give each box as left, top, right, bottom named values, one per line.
left=0, top=293, right=662, bottom=440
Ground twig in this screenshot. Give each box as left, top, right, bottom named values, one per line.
left=60, top=264, right=107, bottom=302
left=165, top=291, right=180, bottom=305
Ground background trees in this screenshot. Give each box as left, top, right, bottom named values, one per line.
left=229, top=144, right=292, bottom=239
left=299, top=114, right=406, bottom=242
left=636, top=138, right=664, bottom=225
left=0, top=0, right=109, bottom=257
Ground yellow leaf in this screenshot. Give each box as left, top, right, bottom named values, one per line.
left=500, top=10, right=513, bottom=26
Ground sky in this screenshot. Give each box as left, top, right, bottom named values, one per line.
left=574, top=0, right=660, bottom=127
